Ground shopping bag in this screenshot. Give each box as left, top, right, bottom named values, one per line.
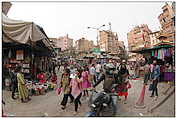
left=149, top=83, right=154, bottom=91
left=56, top=87, right=62, bottom=95
left=127, top=83, right=132, bottom=89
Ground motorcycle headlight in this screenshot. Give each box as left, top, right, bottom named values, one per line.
left=91, top=104, right=96, bottom=108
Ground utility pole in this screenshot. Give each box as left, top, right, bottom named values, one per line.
left=108, top=22, right=113, bottom=53
left=109, top=22, right=112, bottom=32
left=87, top=24, right=106, bottom=46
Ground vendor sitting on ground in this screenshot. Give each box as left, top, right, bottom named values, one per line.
left=37, top=71, right=46, bottom=84
left=51, top=72, right=57, bottom=84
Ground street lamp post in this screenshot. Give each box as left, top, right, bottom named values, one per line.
left=87, top=24, right=106, bottom=46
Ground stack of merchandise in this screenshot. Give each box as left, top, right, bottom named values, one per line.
left=47, top=82, right=57, bottom=91
left=26, top=81, right=33, bottom=96
left=24, top=79, right=57, bottom=96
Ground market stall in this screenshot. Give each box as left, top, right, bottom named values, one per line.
left=2, top=13, right=56, bottom=95
left=130, top=42, right=175, bottom=82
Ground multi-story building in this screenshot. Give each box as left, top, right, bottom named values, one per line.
left=172, top=2, right=175, bottom=29
left=158, top=3, right=175, bottom=42
left=117, top=41, right=125, bottom=49
left=75, top=37, right=94, bottom=52
left=116, top=40, right=126, bottom=59
left=127, top=24, right=152, bottom=51
left=49, top=34, right=73, bottom=52
left=49, top=38, right=62, bottom=56
left=149, top=31, right=160, bottom=47
left=58, top=34, right=73, bottom=51
left=49, top=38, right=59, bottom=48
left=99, top=30, right=119, bottom=53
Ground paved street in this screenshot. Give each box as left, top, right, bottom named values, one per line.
left=2, top=2, right=175, bottom=118
left=2, top=77, right=175, bottom=117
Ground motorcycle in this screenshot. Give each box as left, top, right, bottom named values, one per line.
left=85, top=84, right=119, bottom=117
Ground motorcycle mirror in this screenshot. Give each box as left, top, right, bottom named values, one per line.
left=91, top=104, right=96, bottom=108
left=103, top=92, right=106, bottom=95
left=103, top=103, right=108, bottom=107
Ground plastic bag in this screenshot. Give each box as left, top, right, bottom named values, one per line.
left=56, top=87, right=62, bottom=95
left=127, top=83, right=132, bottom=89
left=149, top=83, right=154, bottom=91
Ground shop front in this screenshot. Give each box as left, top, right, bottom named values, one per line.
left=2, top=14, right=56, bottom=95
left=130, top=44, right=175, bottom=82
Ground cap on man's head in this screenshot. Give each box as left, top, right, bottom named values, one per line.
left=122, top=60, right=126, bottom=63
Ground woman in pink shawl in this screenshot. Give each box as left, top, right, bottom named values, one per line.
left=82, top=67, right=91, bottom=97
left=70, top=71, right=82, bottom=115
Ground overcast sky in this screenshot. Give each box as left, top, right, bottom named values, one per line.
left=8, top=2, right=170, bottom=47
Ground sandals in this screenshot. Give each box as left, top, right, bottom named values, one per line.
left=61, top=106, right=66, bottom=110
left=73, top=111, right=78, bottom=115
left=28, top=98, right=31, bottom=101
left=21, top=100, right=28, bottom=103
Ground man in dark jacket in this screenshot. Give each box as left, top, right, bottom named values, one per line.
left=150, top=60, right=160, bottom=98
left=9, top=69, right=18, bottom=100
left=93, top=59, right=119, bottom=115
left=94, top=60, right=118, bottom=92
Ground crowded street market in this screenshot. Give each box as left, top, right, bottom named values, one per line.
left=2, top=1, right=175, bottom=117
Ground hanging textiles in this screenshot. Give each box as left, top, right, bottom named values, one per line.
left=151, top=48, right=172, bottom=60
left=152, top=51, right=154, bottom=56
left=164, top=72, right=175, bottom=81
left=154, top=50, right=158, bottom=57
left=169, top=48, right=172, bottom=54
left=159, top=50, right=162, bottom=59
left=166, top=49, right=171, bottom=57
left=161, top=49, right=164, bottom=60
left=164, top=49, right=167, bottom=57
left=157, top=50, right=160, bottom=59
left=8, top=49, right=12, bottom=58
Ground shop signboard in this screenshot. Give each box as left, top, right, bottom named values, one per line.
left=92, top=48, right=101, bottom=55
left=16, top=50, right=24, bottom=60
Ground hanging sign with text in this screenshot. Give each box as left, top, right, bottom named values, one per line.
left=16, top=50, right=24, bottom=60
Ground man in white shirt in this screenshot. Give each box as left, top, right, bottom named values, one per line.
left=59, top=65, right=64, bottom=74
left=89, top=64, right=96, bottom=85
left=95, top=62, right=102, bottom=81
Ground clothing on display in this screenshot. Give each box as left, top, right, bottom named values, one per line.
left=164, top=72, right=175, bottom=81
left=151, top=48, right=173, bottom=60
left=158, top=50, right=160, bottom=59
left=152, top=51, right=154, bottom=57
left=154, top=50, right=158, bottom=57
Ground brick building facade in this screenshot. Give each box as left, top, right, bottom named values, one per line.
left=158, top=3, right=175, bottom=43
left=127, top=24, right=152, bottom=51
left=75, top=37, right=94, bottom=52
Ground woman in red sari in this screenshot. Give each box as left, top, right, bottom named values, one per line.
left=117, top=79, right=131, bottom=104
left=117, top=63, right=131, bottom=104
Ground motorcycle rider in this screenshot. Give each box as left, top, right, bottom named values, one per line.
left=93, top=59, right=119, bottom=116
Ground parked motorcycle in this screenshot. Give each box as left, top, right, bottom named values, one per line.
left=85, top=84, right=118, bottom=117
